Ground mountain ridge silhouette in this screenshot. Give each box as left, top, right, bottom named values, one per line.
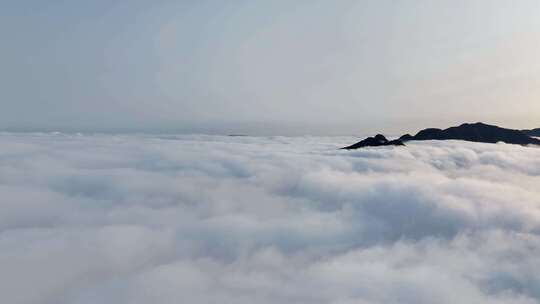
left=343, top=122, right=540, bottom=149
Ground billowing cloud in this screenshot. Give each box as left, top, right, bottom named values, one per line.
left=0, top=133, right=539, bottom=304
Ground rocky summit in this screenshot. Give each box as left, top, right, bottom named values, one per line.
left=399, top=122, right=540, bottom=145
left=341, top=134, right=404, bottom=149
left=343, top=122, right=540, bottom=150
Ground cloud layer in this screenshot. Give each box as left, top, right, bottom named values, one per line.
left=0, top=133, right=539, bottom=304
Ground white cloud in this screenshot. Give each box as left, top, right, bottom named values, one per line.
left=0, top=133, right=539, bottom=303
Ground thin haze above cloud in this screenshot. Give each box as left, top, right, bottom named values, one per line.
left=1, top=133, right=539, bottom=303
left=1, top=0, right=540, bottom=134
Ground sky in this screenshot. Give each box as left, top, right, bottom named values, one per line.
left=2, top=0, right=540, bottom=135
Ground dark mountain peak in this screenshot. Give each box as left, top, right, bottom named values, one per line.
left=374, top=134, right=387, bottom=142
left=344, top=122, right=540, bottom=150
left=399, top=134, right=414, bottom=141
left=455, top=122, right=495, bottom=129
left=342, top=134, right=404, bottom=150
left=402, top=122, right=540, bottom=145
left=414, top=128, right=444, bottom=140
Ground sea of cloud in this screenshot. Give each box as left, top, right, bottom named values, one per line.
left=0, top=132, right=539, bottom=304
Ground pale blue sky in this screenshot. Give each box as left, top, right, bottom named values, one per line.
left=2, top=0, right=540, bottom=134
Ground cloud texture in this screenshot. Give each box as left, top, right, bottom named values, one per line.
left=0, top=133, right=539, bottom=304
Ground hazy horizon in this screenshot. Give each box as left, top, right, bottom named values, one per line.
left=1, top=118, right=538, bottom=137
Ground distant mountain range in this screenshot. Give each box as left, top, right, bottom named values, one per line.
left=342, top=122, right=540, bottom=149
